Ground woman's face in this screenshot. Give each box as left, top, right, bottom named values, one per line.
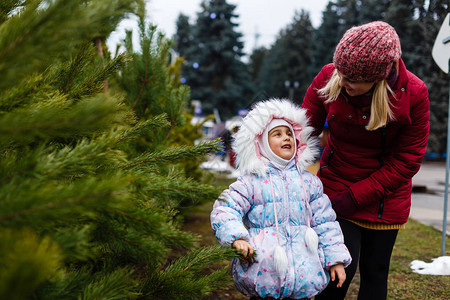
left=338, top=72, right=376, bottom=96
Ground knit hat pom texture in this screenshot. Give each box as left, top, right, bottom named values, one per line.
left=333, top=21, right=402, bottom=82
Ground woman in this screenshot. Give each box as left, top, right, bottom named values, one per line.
left=301, top=21, right=429, bottom=300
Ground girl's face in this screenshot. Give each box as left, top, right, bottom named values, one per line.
left=338, top=72, right=376, bottom=96
left=268, top=125, right=295, bottom=160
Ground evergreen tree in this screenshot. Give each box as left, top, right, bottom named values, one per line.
left=0, top=1, right=239, bottom=298
left=173, top=13, right=193, bottom=58
left=358, top=0, right=390, bottom=23
left=283, top=10, right=315, bottom=99
left=412, top=0, right=448, bottom=156
left=256, top=10, right=314, bottom=101
left=384, top=0, right=420, bottom=69
left=182, top=0, right=253, bottom=118
left=311, top=0, right=391, bottom=76
left=248, top=47, right=268, bottom=82
left=310, top=1, right=342, bottom=76
left=254, top=38, right=285, bottom=99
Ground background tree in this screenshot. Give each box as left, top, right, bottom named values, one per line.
left=179, top=0, right=254, bottom=118
left=255, top=10, right=314, bottom=100
left=248, top=0, right=447, bottom=157
left=408, top=0, right=449, bottom=156
left=0, top=1, right=239, bottom=299
left=173, top=13, right=193, bottom=58
left=310, top=1, right=342, bottom=76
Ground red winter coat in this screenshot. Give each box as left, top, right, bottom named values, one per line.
left=301, top=60, right=429, bottom=224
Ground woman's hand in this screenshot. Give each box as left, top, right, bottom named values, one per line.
left=331, top=189, right=358, bottom=218
left=232, top=240, right=254, bottom=261
left=330, top=263, right=346, bottom=288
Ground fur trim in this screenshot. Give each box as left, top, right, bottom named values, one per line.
left=233, top=98, right=319, bottom=176
left=305, top=227, right=319, bottom=254
left=273, top=245, right=288, bottom=276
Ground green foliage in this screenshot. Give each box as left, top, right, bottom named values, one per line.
left=0, top=0, right=229, bottom=299
left=176, top=0, right=254, bottom=118
left=0, top=0, right=141, bottom=91
left=141, top=246, right=241, bottom=299
left=0, top=230, right=63, bottom=300
left=114, top=10, right=215, bottom=182
left=256, top=10, right=315, bottom=100
left=249, top=0, right=447, bottom=157
left=173, top=14, right=192, bottom=57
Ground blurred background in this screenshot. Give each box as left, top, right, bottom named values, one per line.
left=110, top=0, right=448, bottom=160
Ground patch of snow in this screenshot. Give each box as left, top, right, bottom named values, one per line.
left=410, top=256, right=450, bottom=275
left=200, top=155, right=234, bottom=173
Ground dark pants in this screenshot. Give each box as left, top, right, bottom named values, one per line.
left=315, top=218, right=398, bottom=300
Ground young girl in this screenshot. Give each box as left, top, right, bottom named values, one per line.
left=211, top=99, right=351, bottom=299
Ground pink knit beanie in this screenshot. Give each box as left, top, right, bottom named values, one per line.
left=333, top=21, right=402, bottom=82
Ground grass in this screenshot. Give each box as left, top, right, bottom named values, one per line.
left=183, top=173, right=450, bottom=299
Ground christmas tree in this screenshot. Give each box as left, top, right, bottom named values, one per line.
left=176, top=0, right=254, bottom=118
left=0, top=1, right=238, bottom=298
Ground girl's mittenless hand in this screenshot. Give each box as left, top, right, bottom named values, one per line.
left=330, top=263, right=346, bottom=288
left=233, top=240, right=254, bottom=263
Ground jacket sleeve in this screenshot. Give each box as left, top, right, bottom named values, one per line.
left=308, top=175, right=352, bottom=269
left=301, top=64, right=334, bottom=137
left=350, top=81, right=430, bottom=207
left=210, top=177, right=252, bottom=247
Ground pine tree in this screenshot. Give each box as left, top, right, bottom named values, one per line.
left=411, top=0, right=448, bottom=156
left=310, top=1, right=342, bottom=76
left=173, top=13, right=193, bottom=58
left=255, top=10, right=314, bottom=100
left=280, top=10, right=315, bottom=100
left=254, top=38, right=286, bottom=99
left=181, top=0, right=254, bottom=118
left=0, top=1, right=239, bottom=298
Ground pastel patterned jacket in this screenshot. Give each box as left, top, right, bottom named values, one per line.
left=211, top=99, right=352, bottom=299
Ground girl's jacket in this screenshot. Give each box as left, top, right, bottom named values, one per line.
left=210, top=99, right=351, bottom=299
left=301, top=60, right=429, bottom=224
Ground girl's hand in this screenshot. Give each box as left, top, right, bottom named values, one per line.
left=330, top=263, right=346, bottom=288
left=232, top=240, right=254, bottom=261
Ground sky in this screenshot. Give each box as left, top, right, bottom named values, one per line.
left=107, top=0, right=330, bottom=57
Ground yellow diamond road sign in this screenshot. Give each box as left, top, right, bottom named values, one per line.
left=432, top=13, right=450, bottom=74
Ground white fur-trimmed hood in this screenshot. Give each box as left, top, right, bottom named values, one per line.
left=232, top=98, right=318, bottom=176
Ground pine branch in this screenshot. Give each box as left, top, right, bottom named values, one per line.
left=121, top=139, right=222, bottom=170
left=142, top=246, right=240, bottom=299
left=81, top=268, right=139, bottom=300
left=0, top=72, right=47, bottom=112
left=140, top=172, right=220, bottom=211
left=0, top=229, right=63, bottom=299
left=0, top=94, right=133, bottom=146
left=103, top=206, right=198, bottom=252
left=164, top=246, right=240, bottom=275
left=0, top=175, right=128, bottom=227
left=0, top=132, right=127, bottom=185
left=115, top=114, right=170, bottom=144
left=0, top=0, right=143, bottom=91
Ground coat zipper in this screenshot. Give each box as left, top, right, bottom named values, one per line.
left=320, top=150, right=334, bottom=170
left=377, top=127, right=387, bottom=219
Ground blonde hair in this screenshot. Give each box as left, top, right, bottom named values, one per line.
left=318, top=70, right=396, bottom=131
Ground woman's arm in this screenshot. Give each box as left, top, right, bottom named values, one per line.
left=350, top=83, right=430, bottom=207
